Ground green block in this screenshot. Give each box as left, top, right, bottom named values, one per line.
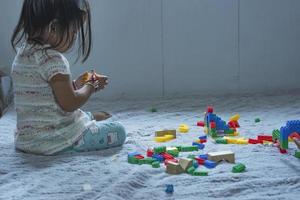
left=149, top=107, right=157, bottom=112
left=215, top=138, right=228, bottom=144
left=193, top=171, right=208, bottom=176
left=154, top=146, right=166, bottom=154
left=175, top=146, right=182, bottom=152
left=187, top=155, right=196, bottom=159
left=294, top=151, right=300, bottom=159
left=187, top=166, right=196, bottom=174
left=167, top=149, right=179, bottom=157
left=181, top=146, right=199, bottom=152
left=272, top=129, right=280, bottom=142
left=224, top=129, right=234, bottom=135
left=210, top=128, right=218, bottom=137
left=128, top=156, right=139, bottom=164
left=138, top=159, right=146, bottom=165
left=280, top=138, right=289, bottom=150
left=152, top=161, right=160, bottom=168
left=144, top=158, right=155, bottom=164
left=254, top=118, right=261, bottom=123
left=232, top=163, right=246, bottom=173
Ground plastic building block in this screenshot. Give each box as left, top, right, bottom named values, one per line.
left=232, top=163, right=246, bottom=173
left=152, top=161, right=160, bottom=168
left=208, top=151, right=235, bottom=163
left=199, top=135, right=207, bottom=140
left=236, top=139, right=248, bottom=145
left=166, top=149, right=179, bottom=157
left=152, top=154, right=164, bottom=162
left=279, top=120, right=300, bottom=150
left=134, top=155, right=144, bottom=160
left=164, top=159, right=178, bottom=166
left=180, top=146, right=199, bottom=152
left=207, top=106, right=214, bottom=113
left=197, top=121, right=205, bottom=127
left=187, top=155, right=196, bottom=159
left=147, top=148, right=154, bottom=157
left=165, top=184, right=174, bottom=194
left=178, top=124, right=189, bottom=133
left=279, top=148, right=287, bottom=154
left=204, top=160, right=217, bottom=169
left=175, top=146, right=182, bottom=152
left=272, top=129, right=280, bottom=142
left=161, top=152, right=174, bottom=160
left=215, top=138, right=228, bottom=144
left=290, top=132, right=300, bottom=140
left=195, top=157, right=205, bottom=165
left=199, top=154, right=208, bottom=160
left=128, top=156, right=139, bottom=164
left=248, top=138, right=261, bottom=144
left=230, top=114, right=240, bottom=122
left=143, top=158, right=156, bottom=165
left=192, top=142, right=205, bottom=150
left=150, top=107, right=157, bottom=113
left=154, top=146, right=166, bottom=154
left=193, top=171, right=208, bottom=176
left=257, top=135, right=273, bottom=142
left=255, top=118, right=261, bottom=123
left=192, top=160, right=199, bottom=168
left=294, top=151, right=300, bottom=158
left=166, top=161, right=184, bottom=174
left=199, top=139, right=207, bottom=143
left=210, top=122, right=216, bottom=129
left=187, top=166, right=196, bottom=174
left=155, top=130, right=176, bottom=138
left=179, top=158, right=193, bottom=171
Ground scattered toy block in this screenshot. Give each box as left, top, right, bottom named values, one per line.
left=198, top=154, right=208, bottom=160
left=166, top=161, right=184, bottom=174
left=178, top=124, right=189, bottom=133
left=193, top=171, right=208, bottom=176
left=230, top=114, right=240, bottom=122
left=128, top=156, right=139, bottom=164
left=161, top=152, right=174, bottom=160
left=232, top=163, right=246, bottom=173
left=192, top=142, right=205, bottom=150
left=152, top=154, right=164, bottom=162
left=187, top=166, right=196, bottom=174
left=152, top=161, right=160, bottom=168
left=192, top=160, right=199, bottom=168
left=187, top=154, right=196, bottom=159
left=166, top=149, right=179, bottom=157
left=197, top=121, right=205, bottom=127
left=154, top=146, right=166, bottom=154
left=154, top=136, right=169, bottom=143
left=255, top=118, right=261, bottom=123
left=272, top=129, right=280, bottom=142
left=257, top=135, right=273, bottom=142
left=294, top=151, right=300, bottom=158
left=204, top=160, right=217, bottom=169
left=248, top=138, right=261, bottom=144
left=210, top=122, right=216, bottom=129
left=199, top=135, right=207, bottom=140
left=155, top=130, right=176, bottom=138
left=150, top=107, right=157, bottom=113
left=165, top=184, right=174, bottom=194
left=236, top=138, right=248, bottom=145
left=164, top=159, right=178, bottom=166
left=180, top=146, right=199, bottom=152
left=290, top=132, right=300, bottom=140
left=147, top=148, right=154, bottom=157
left=195, top=157, right=205, bottom=165
left=179, top=158, right=193, bottom=171
left=208, top=151, right=235, bottom=163
left=134, top=155, right=144, bottom=160
left=279, top=148, right=287, bottom=154
left=144, top=158, right=156, bottom=165
left=207, top=106, right=214, bottom=113
left=215, top=138, right=228, bottom=144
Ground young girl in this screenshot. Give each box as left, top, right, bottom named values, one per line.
left=11, top=0, right=126, bottom=155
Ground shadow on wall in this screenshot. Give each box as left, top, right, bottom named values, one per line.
left=0, top=66, right=13, bottom=118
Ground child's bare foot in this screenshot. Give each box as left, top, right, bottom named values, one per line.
left=92, top=111, right=112, bottom=121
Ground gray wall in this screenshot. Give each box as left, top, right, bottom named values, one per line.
left=1, top=0, right=300, bottom=99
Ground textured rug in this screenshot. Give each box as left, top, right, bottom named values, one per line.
left=0, top=93, right=299, bottom=200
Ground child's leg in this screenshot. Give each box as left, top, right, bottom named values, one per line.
left=69, top=122, right=126, bottom=152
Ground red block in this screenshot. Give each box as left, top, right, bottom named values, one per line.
left=164, top=159, right=178, bottom=165
left=199, top=139, right=207, bottom=143
left=147, top=149, right=153, bottom=157
left=279, top=148, right=287, bottom=154
left=207, top=106, right=214, bottom=113
left=197, top=121, right=205, bottom=127
left=134, top=155, right=144, bottom=159
left=161, top=152, right=174, bottom=160
left=289, top=132, right=300, bottom=140
left=248, top=138, right=260, bottom=144
left=210, top=122, right=216, bottom=129
left=257, top=135, right=273, bottom=142
left=195, top=157, right=205, bottom=165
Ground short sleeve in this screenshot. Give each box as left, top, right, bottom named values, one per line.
left=35, top=49, right=71, bottom=82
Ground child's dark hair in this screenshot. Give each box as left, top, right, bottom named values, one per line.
left=11, top=0, right=92, bottom=62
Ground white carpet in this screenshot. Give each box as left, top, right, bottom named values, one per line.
left=0, top=93, right=299, bottom=200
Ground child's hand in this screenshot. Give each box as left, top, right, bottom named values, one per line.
left=73, top=71, right=108, bottom=90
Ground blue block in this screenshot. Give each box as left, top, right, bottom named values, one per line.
left=192, top=142, right=205, bottom=150
left=152, top=154, right=164, bottom=162
left=199, top=154, right=208, bottom=160
left=204, top=160, right=217, bottom=169
left=199, top=135, right=207, bottom=140
left=165, top=184, right=174, bottom=194
left=128, top=152, right=141, bottom=157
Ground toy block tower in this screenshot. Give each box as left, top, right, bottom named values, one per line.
left=280, top=120, right=300, bottom=150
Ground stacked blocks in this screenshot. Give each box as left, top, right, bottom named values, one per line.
left=279, top=120, right=300, bottom=150
left=197, top=106, right=239, bottom=138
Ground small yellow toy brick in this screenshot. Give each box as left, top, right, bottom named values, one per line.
left=226, top=137, right=238, bottom=144
left=204, top=127, right=208, bottom=134
left=155, top=130, right=176, bottom=138
left=236, top=139, right=248, bottom=145
left=178, top=124, right=189, bottom=133
left=154, top=137, right=168, bottom=142
left=230, top=114, right=240, bottom=121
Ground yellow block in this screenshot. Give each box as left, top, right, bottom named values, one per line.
left=236, top=139, right=248, bottom=144
left=230, top=114, right=240, bottom=121
left=178, top=124, right=189, bottom=133
left=154, top=137, right=167, bottom=142
left=164, top=135, right=175, bottom=140
left=226, top=138, right=238, bottom=144
left=204, top=127, right=208, bottom=134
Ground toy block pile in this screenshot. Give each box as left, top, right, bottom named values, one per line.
left=197, top=106, right=240, bottom=138
left=278, top=120, right=300, bottom=151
